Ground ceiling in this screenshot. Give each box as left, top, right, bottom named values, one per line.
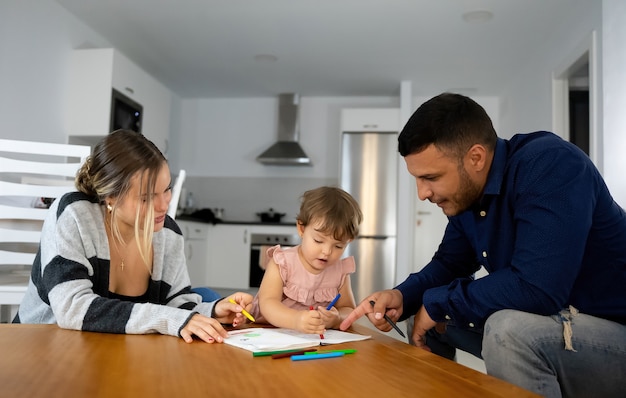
left=56, top=0, right=583, bottom=99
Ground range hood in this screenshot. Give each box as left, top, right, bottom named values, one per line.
left=256, top=93, right=312, bottom=166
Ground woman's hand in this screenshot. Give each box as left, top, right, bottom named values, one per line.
left=180, top=313, right=229, bottom=343
left=213, top=292, right=254, bottom=327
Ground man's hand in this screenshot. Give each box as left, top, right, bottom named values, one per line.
left=411, top=305, right=437, bottom=350
left=339, top=289, right=403, bottom=331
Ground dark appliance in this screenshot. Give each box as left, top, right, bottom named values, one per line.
left=249, top=233, right=300, bottom=288
left=256, top=208, right=287, bottom=223
left=110, top=88, right=143, bottom=133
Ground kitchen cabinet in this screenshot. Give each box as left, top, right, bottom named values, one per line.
left=66, top=48, right=171, bottom=152
left=209, top=224, right=296, bottom=289
left=177, top=222, right=296, bottom=290
left=207, top=225, right=250, bottom=289
left=340, top=108, right=400, bottom=132
left=177, top=221, right=211, bottom=288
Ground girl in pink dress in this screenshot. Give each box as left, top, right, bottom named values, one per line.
left=251, top=186, right=362, bottom=335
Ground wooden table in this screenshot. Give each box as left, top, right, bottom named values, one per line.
left=0, top=323, right=538, bottom=397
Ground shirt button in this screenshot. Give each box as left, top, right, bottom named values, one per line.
left=445, top=315, right=451, bottom=320
left=479, top=210, right=486, bottom=217
left=482, top=251, right=487, bottom=258
left=469, top=323, right=475, bottom=328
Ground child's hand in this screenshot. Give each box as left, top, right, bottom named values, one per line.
left=318, top=306, right=340, bottom=329
left=295, top=308, right=326, bottom=335
left=214, top=292, right=254, bottom=327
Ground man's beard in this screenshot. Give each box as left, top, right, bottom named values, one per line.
left=446, top=165, right=482, bottom=216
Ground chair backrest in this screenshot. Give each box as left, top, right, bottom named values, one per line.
left=167, top=169, right=186, bottom=219
left=0, top=139, right=91, bottom=309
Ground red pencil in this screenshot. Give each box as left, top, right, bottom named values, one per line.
left=310, top=306, right=324, bottom=339
left=271, top=348, right=317, bottom=359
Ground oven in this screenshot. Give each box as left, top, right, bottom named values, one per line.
left=249, top=232, right=300, bottom=288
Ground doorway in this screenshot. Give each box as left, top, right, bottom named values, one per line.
left=552, top=30, right=599, bottom=169
left=568, top=62, right=590, bottom=155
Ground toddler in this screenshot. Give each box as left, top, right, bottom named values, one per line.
left=251, top=186, right=362, bottom=335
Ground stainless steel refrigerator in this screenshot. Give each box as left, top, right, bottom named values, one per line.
left=340, top=131, right=397, bottom=301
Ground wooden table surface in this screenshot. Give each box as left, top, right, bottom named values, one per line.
left=0, top=323, right=538, bottom=397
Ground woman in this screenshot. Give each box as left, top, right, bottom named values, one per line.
left=15, top=130, right=252, bottom=343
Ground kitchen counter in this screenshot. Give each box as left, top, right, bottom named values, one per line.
left=176, top=217, right=299, bottom=289
left=176, top=215, right=296, bottom=227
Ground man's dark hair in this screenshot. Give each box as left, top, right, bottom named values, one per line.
left=398, top=93, right=497, bottom=159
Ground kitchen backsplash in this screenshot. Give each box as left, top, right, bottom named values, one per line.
left=180, top=176, right=337, bottom=223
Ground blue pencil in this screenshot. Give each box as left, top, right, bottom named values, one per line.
left=291, top=352, right=345, bottom=361
left=326, top=293, right=341, bottom=310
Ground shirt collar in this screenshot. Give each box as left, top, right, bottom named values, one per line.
left=482, top=138, right=507, bottom=197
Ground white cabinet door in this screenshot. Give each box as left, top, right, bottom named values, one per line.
left=66, top=48, right=171, bottom=153
left=177, top=221, right=211, bottom=287
left=207, top=225, right=251, bottom=289
left=207, top=224, right=297, bottom=289
left=111, top=51, right=171, bottom=152
left=341, top=108, right=400, bottom=132
left=67, top=49, right=115, bottom=137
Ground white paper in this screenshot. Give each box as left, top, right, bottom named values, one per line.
left=224, top=328, right=371, bottom=353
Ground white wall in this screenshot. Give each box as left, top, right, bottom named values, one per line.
left=174, top=96, right=400, bottom=220
left=602, top=0, right=626, bottom=206
left=0, top=0, right=111, bottom=143
left=498, top=2, right=601, bottom=139
left=2, top=0, right=623, bottom=211
left=174, top=96, right=399, bottom=179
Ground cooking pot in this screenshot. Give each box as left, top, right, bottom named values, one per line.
left=256, top=208, right=286, bottom=223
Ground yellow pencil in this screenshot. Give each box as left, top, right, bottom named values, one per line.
left=228, top=299, right=255, bottom=322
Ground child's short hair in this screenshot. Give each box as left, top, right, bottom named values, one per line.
left=296, top=186, right=363, bottom=242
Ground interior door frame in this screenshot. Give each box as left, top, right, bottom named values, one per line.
left=552, top=30, right=600, bottom=172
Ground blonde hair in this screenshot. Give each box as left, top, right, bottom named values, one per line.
left=296, top=186, right=363, bottom=242
left=75, top=130, right=167, bottom=269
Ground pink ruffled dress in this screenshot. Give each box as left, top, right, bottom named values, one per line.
left=250, top=245, right=355, bottom=322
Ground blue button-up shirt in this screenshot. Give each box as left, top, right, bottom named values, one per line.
left=397, top=132, right=626, bottom=328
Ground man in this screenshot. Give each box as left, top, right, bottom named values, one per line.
left=340, top=93, right=626, bottom=398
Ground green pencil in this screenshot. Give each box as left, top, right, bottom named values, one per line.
left=252, top=348, right=317, bottom=357
left=304, top=349, right=356, bottom=355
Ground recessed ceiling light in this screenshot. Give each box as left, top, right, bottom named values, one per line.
left=462, top=10, right=494, bottom=24
left=254, top=54, right=278, bottom=63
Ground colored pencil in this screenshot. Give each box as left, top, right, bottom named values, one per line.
left=326, top=293, right=341, bottom=310
left=304, top=349, right=356, bottom=355
left=271, top=349, right=318, bottom=359
left=229, top=298, right=255, bottom=322
left=253, top=348, right=317, bottom=357
left=310, top=306, right=324, bottom=339
left=369, top=300, right=406, bottom=338
left=291, top=352, right=345, bottom=361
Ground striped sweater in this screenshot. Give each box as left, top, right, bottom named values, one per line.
left=15, top=192, right=216, bottom=338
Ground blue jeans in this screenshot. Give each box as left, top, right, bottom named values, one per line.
left=483, top=309, right=626, bottom=398
left=413, top=309, right=626, bottom=397
left=406, top=315, right=484, bottom=360
left=191, top=287, right=221, bottom=302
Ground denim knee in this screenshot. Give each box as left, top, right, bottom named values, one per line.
left=482, top=309, right=515, bottom=359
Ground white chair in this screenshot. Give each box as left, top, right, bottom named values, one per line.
left=0, top=138, right=90, bottom=322
left=167, top=169, right=186, bottom=219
